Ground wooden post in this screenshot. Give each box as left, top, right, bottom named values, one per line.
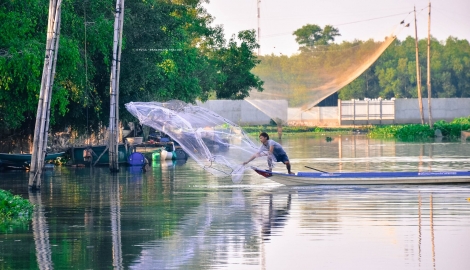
left=108, top=0, right=125, bottom=172
left=427, top=1, right=433, bottom=128
left=414, top=6, right=425, bottom=124
left=29, top=0, right=62, bottom=190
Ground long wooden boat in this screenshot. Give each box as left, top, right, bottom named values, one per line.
left=0, top=152, right=65, bottom=169
left=252, top=167, right=470, bottom=186
left=0, top=152, right=65, bottom=162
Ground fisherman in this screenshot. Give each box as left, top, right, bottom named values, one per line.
left=243, top=132, right=293, bottom=174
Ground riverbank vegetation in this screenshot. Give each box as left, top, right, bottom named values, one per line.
left=243, top=116, right=470, bottom=141
left=0, top=190, right=34, bottom=232
left=242, top=125, right=363, bottom=135
left=368, top=117, right=470, bottom=140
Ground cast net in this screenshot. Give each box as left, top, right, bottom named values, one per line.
left=246, top=23, right=409, bottom=125
left=125, top=101, right=271, bottom=181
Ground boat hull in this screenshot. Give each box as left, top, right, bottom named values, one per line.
left=252, top=168, right=470, bottom=186
left=0, top=152, right=65, bottom=169
left=0, top=152, right=65, bottom=162
left=69, top=144, right=129, bottom=166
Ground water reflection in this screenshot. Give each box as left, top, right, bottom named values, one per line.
left=29, top=192, right=53, bottom=270
left=264, top=185, right=470, bottom=269
left=289, top=134, right=470, bottom=173
left=430, top=194, right=436, bottom=270
left=0, top=135, right=469, bottom=269
left=110, top=174, right=123, bottom=269
left=129, top=189, right=260, bottom=269
left=261, top=194, right=291, bottom=241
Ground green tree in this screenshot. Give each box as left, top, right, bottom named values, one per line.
left=293, top=24, right=340, bottom=51
left=0, top=0, right=264, bottom=137
left=212, top=30, right=263, bottom=99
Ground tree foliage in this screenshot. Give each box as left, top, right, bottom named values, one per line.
left=0, top=0, right=263, bottom=136
left=292, top=24, right=340, bottom=51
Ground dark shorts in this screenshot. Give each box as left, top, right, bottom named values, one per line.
left=274, top=153, right=289, bottom=163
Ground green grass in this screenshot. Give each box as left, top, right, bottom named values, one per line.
left=241, top=125, right=364, bottom=135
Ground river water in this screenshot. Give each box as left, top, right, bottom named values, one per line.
left=1, top=134, right=470, bottom=269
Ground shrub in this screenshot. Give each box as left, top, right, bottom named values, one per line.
left=0, top=190, right=34, bottom=224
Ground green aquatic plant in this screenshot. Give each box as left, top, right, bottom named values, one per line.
left=434, top=117, right=470, bottom=138
left=369, top=124, right=434, bottom=140
left=369, top=116, right=470, bottom=140
left=0, top=190, right=34, bottom=232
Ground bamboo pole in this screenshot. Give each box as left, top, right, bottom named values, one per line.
left=29, top=0, right=62, bottom=190
left=115, top=0, right=125, bottom=164
left=427, top=1, right=433, bottom=128
left=108, top=0, right=125, bottom=172
left=414, top=6, right=425, bottom=124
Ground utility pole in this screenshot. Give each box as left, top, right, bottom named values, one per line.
left=257, top=0, right=261, bottom=55
left=427, top=1, right=433, bottom=128
left=108, top=0, right=125, bottom=172
left=414, top=6, right=424, bottom=124
left=29, top=0, right=62, bottom=190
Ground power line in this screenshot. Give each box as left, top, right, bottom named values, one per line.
left=333, top=11, right=411, bottom=26
left=261, top=11, right=413, bottom=39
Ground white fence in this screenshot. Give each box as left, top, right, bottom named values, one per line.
left=339, top=100, right=395, bottom=125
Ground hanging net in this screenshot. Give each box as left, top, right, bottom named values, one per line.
left=246, top=23, right=409, bottom=124
left=125, top=101, right=271, bottom=180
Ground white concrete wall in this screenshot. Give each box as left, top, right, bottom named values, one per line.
left=197, top=100, right=288, bottom=125
left=288, top=107, right=338, bottom=126
left=197, top=98, right=470, bottom=127
left=395, top=98, right=470, bottom=124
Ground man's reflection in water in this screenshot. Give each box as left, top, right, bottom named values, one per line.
left=262, top=193, right=292, bottom=240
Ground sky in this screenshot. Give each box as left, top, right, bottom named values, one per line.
left=203, top=0, right=470, bottom=56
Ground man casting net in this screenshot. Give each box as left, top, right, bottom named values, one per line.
left=125, top=100, right=274, bottom=182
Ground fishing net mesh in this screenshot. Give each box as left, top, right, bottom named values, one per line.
left=125, top=101, right=270, bottom=178
left=125, top=25, right=407, bottom=178
left=247, top=30, right=401, bottom=124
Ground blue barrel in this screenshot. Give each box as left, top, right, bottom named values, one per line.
left=128, top=152, right=146, bottom=166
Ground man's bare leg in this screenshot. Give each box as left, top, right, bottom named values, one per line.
left=285, top=162, right=293, bottom=174
left=267, top=156, right=273, bottom=171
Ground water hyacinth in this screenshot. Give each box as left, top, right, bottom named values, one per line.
left=0, top=190, right=34, bottom=224
left=369, top=116, right=470, bottom=140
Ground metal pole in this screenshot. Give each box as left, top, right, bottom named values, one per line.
left=427, top=1, right=433, bottom=128
left=414, top=6, right=425, bottom=124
